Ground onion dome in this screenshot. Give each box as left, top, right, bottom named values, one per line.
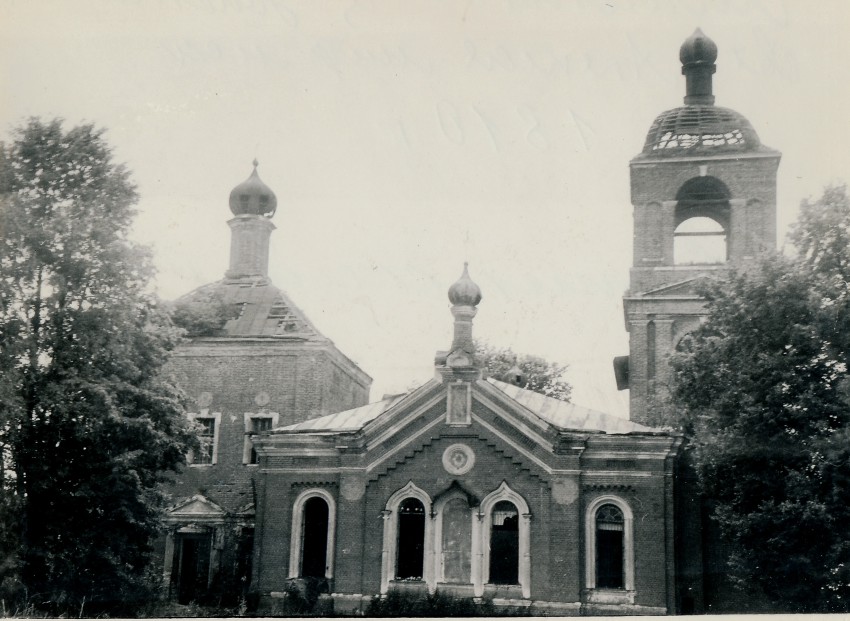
left=637, top=29, right=763, bottom=158
left=229, top=159, right=277, bottom=217
left=448, top=263, right=482, bottom=307
left=679, top=28, right=717, bottom=67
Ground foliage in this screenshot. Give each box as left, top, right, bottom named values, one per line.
left=670, top=185, right=850, bottom=612
left=789, top=184, right=850, bottom=283
left=170, top=288, right=237, bottom=337
left=475, top=341, right=571, bottom=402
left=0, top=118, right=195, bottom=615
left=276, top=577, right=330, bottom=615
left=366, top=589, right=525, bottom=617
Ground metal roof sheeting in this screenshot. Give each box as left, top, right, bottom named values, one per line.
left=179, top=279, right=320, bottom=338
left=275, top=376, right=662, bottom=436
left=485, top=378, right=658, bottom=434
left=277, top=394, right=407, bottom=433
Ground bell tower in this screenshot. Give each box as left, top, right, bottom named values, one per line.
left=621, top=29, right=781, bottom=424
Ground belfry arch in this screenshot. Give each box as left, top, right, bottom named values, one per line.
left=673, top=176, right=731, bottom=265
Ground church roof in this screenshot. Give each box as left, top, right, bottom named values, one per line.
left=277, top=392, right=409, bottom=433
left=277, top=377, right=659, bottom=435
left=638, top=105, right=764, bottom=158
left=178, top=279, right=322, bottom=339
left=485, top=378, right=655, bottom=434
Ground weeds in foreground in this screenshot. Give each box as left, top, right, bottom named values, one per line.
left=367, top=590, right=530, bottom=617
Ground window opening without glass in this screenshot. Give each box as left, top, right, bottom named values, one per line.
left=596, top=504, right=625, bottom=589
left=489, top=500, right=519, bottom=585
left=248, top=416, right=272, bottom=464
left=300, top=497, right=329, bottom=578
left=395, top=498, right=426, bottom=580
left=194, top=418, right=215, bottom=465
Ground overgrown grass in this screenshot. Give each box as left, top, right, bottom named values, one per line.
left=366, top=590, right=530, bottom=617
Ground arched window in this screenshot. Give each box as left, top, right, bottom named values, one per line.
left=301, top=497, right=329, bottom=578
left=479, top=481, right=531, bottom=598
left=488, top=501, right=519, bottom=585
left=380, top=482, right=433, bottom=594
left=396, top=498, right=426, bottom=580
left=674, top=217, right=727, bottom=264
left=289, top=489, right=336, bottom=579
left=585, top=496, right=634, bottom=594
left=595, top=504, right=625, bottom=589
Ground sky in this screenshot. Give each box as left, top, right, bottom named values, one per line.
left=2, top=0, right=850, bottom=417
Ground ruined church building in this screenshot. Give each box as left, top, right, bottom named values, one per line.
left=156, top=30, right=779, bottom=615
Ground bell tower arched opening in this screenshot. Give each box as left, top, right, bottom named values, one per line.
left=673, top=176, right=731, bottom=265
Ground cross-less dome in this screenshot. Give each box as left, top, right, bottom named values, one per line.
left=642, top=105, right=761, bottom=156
left=229, top=160, right=277, bottom=217
left=448, top=263, right=482, bottom=307
left=638, top=29, right=764, bottom=158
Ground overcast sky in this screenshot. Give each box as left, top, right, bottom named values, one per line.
left=3, top=0, right=850, bottom=416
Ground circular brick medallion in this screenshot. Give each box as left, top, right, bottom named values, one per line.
left=197, top=392, right=213, bottom=408
left=551, top=478, right=579, bottom=506
left=255, top=391, right=270, bottom=406
left=341, top=477, right=366, bottom=502
left=442, top=443, right=475, bottom=475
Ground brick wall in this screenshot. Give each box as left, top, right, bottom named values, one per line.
left=256, top=418, right=677, bottom=612
left=165, top=339, right=370, bottom=510
left=626, top=153, right=780, bottom=426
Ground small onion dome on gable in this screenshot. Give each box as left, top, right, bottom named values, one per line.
left=229, top=159, right=277, bottom=217
left=448, top=262, right=482, bottom=307
left=679, top=28, right=717, bottom=67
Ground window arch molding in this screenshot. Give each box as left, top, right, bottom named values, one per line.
left=380, top=482, right=434, bottom=594
left=479, top=481, right=531, bottom=598
left=584, top=495, right=634, bottom=593
left=288, top=488, right=336, bottom=579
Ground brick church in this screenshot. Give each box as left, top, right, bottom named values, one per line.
left=158, top=30, right=779, bottom=615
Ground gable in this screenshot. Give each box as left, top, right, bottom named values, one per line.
left=263, top=375, right=673, bottom=483
left=166, top=494, right=227, bottom=523
left=640, top=276, right=708, bottom=297
left=366, top=431, right=547, bottom=491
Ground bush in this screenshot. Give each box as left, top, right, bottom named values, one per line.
left=276, top=577, right=329, bottom=615
left=366, top=590, right=524, bottom=617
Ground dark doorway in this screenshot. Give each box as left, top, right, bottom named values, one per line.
left=489, top=501, right=519, bottom=584
left=174, top=533, right=212, bottom=604
left=396, top=498, right=426, bottom=580
left=596, top=504, right=625, bottom=589
left=236, top=527, right=254, bottom=598
left=300, top=497, right=329, bottom=578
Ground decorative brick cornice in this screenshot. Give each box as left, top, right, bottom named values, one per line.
left=291, top=481, right=337, bottom=490
left=582, top=484, right=635, bottom=493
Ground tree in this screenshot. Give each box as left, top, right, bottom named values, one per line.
left=670, top=185, right=850, bottom=612
left=789, top=184, right=850, bottom=284
left=0, top=118, right=195, bottom=614
left=475, top=341, right=571, bottom=402
left=170, top=287, right=237, bottom=337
